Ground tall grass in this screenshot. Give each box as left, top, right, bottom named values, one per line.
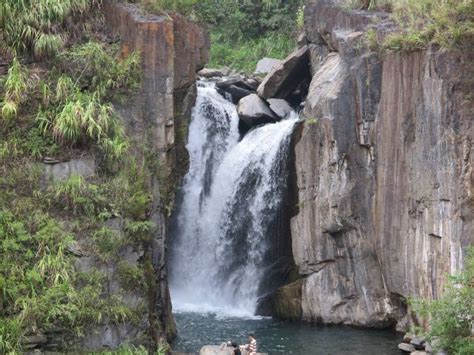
left=345, top=1, right=474, bottom=51
left=0, top=58, right=28, bottom=121
left=0, top=41, right=139, bottom=159
left=384, top=0, right=474, bottom=50
left=209, top=32, right=296, bottom=73
left=0, top=0, right=100, bottom=57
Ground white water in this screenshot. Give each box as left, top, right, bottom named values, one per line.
left=170, top=81, right=298, bottom=318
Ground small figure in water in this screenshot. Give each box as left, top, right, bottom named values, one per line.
left=240, top=334, right=257, bottom=355
left=231, top=341, right=241, bottom=355
left=221, top=341, right=241, bottom=355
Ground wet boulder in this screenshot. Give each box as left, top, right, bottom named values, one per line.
left=225, top=85, right=253, bottom=102
left=237, top=94, right=278, bottom=132
left=243, top=77, right=261, bottom=91
left=216, top=77, right=256, bottom=103
left=267, top=98, right=293, bottom=119
left=398, top=343, right=415, bottom=353
left=410, top=336, right=426, bottom=350
left=200, top=345, right=233, bottom=355
left=198, top=68, right=225, bottom=78
left=257, top=45, right=310, bottom=100
left=254, top=57, right=282, bottom=75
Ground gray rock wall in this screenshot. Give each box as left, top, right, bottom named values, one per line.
left=102, top=0, right=209, bottom=347
left=288, top=0, right=472, bottom=330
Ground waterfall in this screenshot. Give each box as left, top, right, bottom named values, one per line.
left=170, top=81, right=297, bottom=317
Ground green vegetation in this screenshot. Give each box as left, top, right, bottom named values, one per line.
left=348, top=1, right=474, bottom=51
left=410, top=248, right=474, bottom=354
left=0, top=41, right=140, bottom=159
left=0, top=0, right=100, bottom=58
left=0, top=151, right=156, bottom=352
left=208, top=32, right=295, bottom=74
left=129, top=0, right=304, bottom=72
left=384, top=0, right=473, bottom=51
left=203, top=0, right=304, bottom=72
left=0, top=1, right=159, bottom=352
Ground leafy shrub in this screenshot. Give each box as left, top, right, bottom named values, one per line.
left=0, top=58, right=29, bottom=121
left=411, top=247, right=474, bottom=354
left=385, top=0, right=473, bottom=50
left=117, top=261, right=146, bottom=291
left=35, top=42, right=139, bottom=158
left=209, top=32, right=295, bottom=73
left=134, top=0, right=199, bottom=14
left=195, top=0, right=304, bottom=41
left=91, top=226, right=123, bottom=261
left=0, top=0, right=100, bottom=57
left=345, top=1, right=474, bottom=51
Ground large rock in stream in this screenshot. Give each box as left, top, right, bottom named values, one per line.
left=256, top=45, right=310, bottom=100
left=237, top=94, right=278, bottom=131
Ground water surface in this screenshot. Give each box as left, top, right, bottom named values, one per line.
left=172, top=312, right=402, bottom=354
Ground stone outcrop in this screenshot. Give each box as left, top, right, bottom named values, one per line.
left=97, top=0, right=209, bottom=350
left=199, top=345, right=267, bottom=355
left=267, top=98, right=293, bottom=119
left=273, top=0, right=473, bottom=330
left=41, top=156, right=96, bottom=184
left=237, top=93, right=278, bottom=131
left=257, top=46, right=310, bottom=100
left=254, top=57, right=282, bottom=75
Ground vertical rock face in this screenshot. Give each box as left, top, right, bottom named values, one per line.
left=103, top=0, right=209, bottom=346
left=288, top=0, right=472, bottom=329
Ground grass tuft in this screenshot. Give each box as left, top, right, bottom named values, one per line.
left=209, top=32, right=295, bottom=74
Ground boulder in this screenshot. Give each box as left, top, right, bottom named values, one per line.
left=22, top=333, right=47, bottom=349
left=297, top=32, right=307, bottom=47
left=41, top=156, right=96, bottom=186
left=410, top=336, right=426, bottom=350
left=398, top=343, right=416, bottom=353
left=402, top=333, right=415, bottom=343
left=199, top=345, right=267, bottom=355
left=254, top=57, right=282, bottom=75
left=256, top=279, right=303, bottom=320
left=198, top=68, right=225, bottom=78
left=410, top=352, right=427, bottom=355
left=226, top=85, right=253, bottom=101
left=200, top=345, right=233, bottom=355
left=237, top=94, right=278, bottom=131
left=256, top=45, right=310, bottom=100
left=243, top=78, right=260, bottom=91
left=424, top=341, right=433, bottom=352
left=216, top=77, right=254, bottom=91
left=267, top=98, right=293, bottom=119
left=216, top=77, right=257, bottom=103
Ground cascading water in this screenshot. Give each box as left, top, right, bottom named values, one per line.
left=170, top=80, right=297, bottom=317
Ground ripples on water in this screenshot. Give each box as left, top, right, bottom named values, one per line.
left=172, top=312, right=402, bottom=354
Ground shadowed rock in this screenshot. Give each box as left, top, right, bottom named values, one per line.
left=256, top=46, right=310, bottom=100
left=198, top=68, right=225, bottom=78
left=267, top=98, right=293, bottom=119
left=237, top=94, right=278, bottom=132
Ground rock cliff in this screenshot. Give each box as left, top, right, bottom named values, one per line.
left=285, top=0, right=472, bottom=330
left=94, top=0, right=208, bottom=348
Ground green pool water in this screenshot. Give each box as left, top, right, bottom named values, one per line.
left=171, top=312, right=402, bottom=354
